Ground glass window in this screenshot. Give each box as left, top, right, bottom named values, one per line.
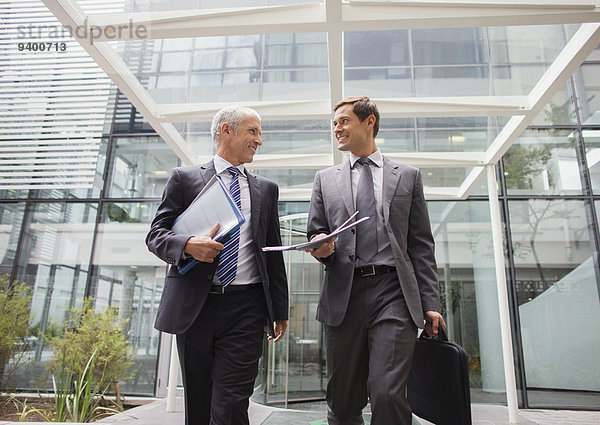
left=530, top=84, right=577, bottom=126
left=574, top=64, right=600, bottom=125
left=254, top=209, right=326, bottom=403
left=138, top=33, right=329, bottom=103
left=0, top=189, right=29, bottom=200
left=415, top=66, right=490, bottom=96
left=296, top=44, right=327, bottom=67
left=186, top=119, right=334, bottom=159
left=194, top=36, right=227, bottom=49
left=375, top=128, right=415, bottom=152
left=192, top=50, right=224, bottom=70
left=28, top=138, right=108, bottom=200
left=14, top=202, right=97, bottom=389
left=488, top=25, right=565, bottom=65
left=266, top=45, right=292, bottom=67
left=226, top=47, right=259, bottom=68
left=492, top=64, right=550, bottom=96
left=345, top=69, right=413, bottom=98
left=416, top=117, right=498, bottom=152
left=259, top=120, right=331, bottom=155
left=344, top=30, right=412, bottom=97
left=0, top=203, right=25, bottom=276
left=584, top=129, right=600, bottom=194
left=428, top=200, right=507, bottom=404
left=90, top=202, right=164, bottom=395
left=253, top=169, right=320, bottom=192
left=421, top=168, right=472, bottom=188
left=160, top=51, right=191, bottom=72
left=262, top=70, right=329, bottom=100
left=509, top=200, right=600, bottom=406
left=344, top=30, right=409, bottom=67
left=106, top=137, right=179, bottom=199
left=412, top=28, right=486, bottom=66
left=503, top=129, right=581, bottom=195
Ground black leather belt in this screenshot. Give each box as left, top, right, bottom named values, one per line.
left=208, top=282, right=261, bottom=295
left=354, top=265, right=396, bottom=278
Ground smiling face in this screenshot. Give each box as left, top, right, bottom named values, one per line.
left=216, top=115, right=262, bottom=166
left=333, top=103, right=377, bottom=157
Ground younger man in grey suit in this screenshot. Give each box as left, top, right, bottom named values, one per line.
left=307, top=96, right=445, bottom=425
left=146, top=106, right=288, bottom=425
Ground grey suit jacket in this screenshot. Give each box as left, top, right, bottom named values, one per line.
left=307, top=156, right=440, bottom=328
left=146, top=160, right=289, bottom=336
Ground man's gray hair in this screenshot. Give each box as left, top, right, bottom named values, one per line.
left=211, top=106, right=261, bottom=144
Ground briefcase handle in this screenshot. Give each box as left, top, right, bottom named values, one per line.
left=420, top=325, right=449, bottom=342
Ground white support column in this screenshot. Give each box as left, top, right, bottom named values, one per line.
left=486, top=165, right=519, bottom=425
left=166, top=333, right=179, bottom=413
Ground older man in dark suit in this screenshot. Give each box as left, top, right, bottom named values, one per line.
left=146, top=105, right=288, bottom=425
left=307, top=96, right=445, bottom=425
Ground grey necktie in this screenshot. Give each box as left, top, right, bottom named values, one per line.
left=355, top=158, right=378, bottom=263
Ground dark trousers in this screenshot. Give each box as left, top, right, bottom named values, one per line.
left=176, top=285, right=267, bottom=425
left=325, top=272, right=417, bottom=425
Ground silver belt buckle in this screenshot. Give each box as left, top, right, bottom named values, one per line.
left=362, top=265, right=376, bottom=277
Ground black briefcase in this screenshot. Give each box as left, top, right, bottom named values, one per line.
left=407, top=327, right=472, bottom=425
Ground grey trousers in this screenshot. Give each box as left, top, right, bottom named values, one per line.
left=325, top=271, right=417, bottom=425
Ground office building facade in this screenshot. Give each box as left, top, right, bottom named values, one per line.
left=1, top=0, right=599, bottom=412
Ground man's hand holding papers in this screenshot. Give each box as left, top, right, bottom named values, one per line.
left=183, top=223, right=224, bottom=263
left=261, top=211, right=369, bottom=254
left=306, top=233, right=335, bottom=258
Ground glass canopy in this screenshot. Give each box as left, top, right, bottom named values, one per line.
left=40, top=0, right=600, bottom=200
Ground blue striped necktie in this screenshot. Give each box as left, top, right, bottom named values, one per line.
left=216, top=167, right=241, bottom=286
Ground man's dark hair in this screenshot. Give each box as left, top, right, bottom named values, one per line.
left=334, top=96, right=380, bottom=137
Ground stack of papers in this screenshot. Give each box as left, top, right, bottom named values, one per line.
left=262, top=211, right=369, bottom=252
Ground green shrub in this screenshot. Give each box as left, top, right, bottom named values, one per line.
left=0, top=274, right=32, bottom=391
left=52, top=349, right=120, bottom=422
left=47, top=298, right=135, bottom=409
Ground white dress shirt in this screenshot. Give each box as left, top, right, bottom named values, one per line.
left=213, top=155, right=261, bottom=285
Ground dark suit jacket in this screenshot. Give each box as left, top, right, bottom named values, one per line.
left=146, top=160, right=289, bottom=336
left=307, top=157, right=440, bottom=328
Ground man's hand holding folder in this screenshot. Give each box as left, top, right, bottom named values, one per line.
left=171, top=174, right=246, bottom=274
left=183, top=223, right=224, bottom=263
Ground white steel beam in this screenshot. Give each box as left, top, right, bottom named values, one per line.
left=155, top=100, right=332, bottom=122
left=87, top=4, right=327, bottom=41
left=487, top=164, right=519, bottom=425
left=155, top=96, right=530, bottom=122
left=278, top=186, right=467, bottom=201
left=485, top=23, right=600, bottom=165
left=84, top=1, right=600, bottom=41
left=374, top=96, right=529, bottom=117
left=458, top=166, right=487, bottom=198
left=193, top=152, right=486, bottom=169
left=423, top=187, right=462, bottom=200
left=246, top=154, right=332, bottom=169
left=40, top=0, right=197, bottom=165
left=342, top=1, right=600, bottom=31
left=385, top=152, right=486, bottom=168
left=326, top=0, right=344, bottom=165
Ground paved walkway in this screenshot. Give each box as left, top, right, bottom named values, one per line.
left=3, top=395, right=599, bottom=425
left=96, top=395, right=600, bottom=425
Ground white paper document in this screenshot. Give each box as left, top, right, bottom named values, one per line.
left=172, top=175, right=245, bottom=274
left=172, top=174, right=245, bottom=240
left=262, top=211, right=369, bottom=252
